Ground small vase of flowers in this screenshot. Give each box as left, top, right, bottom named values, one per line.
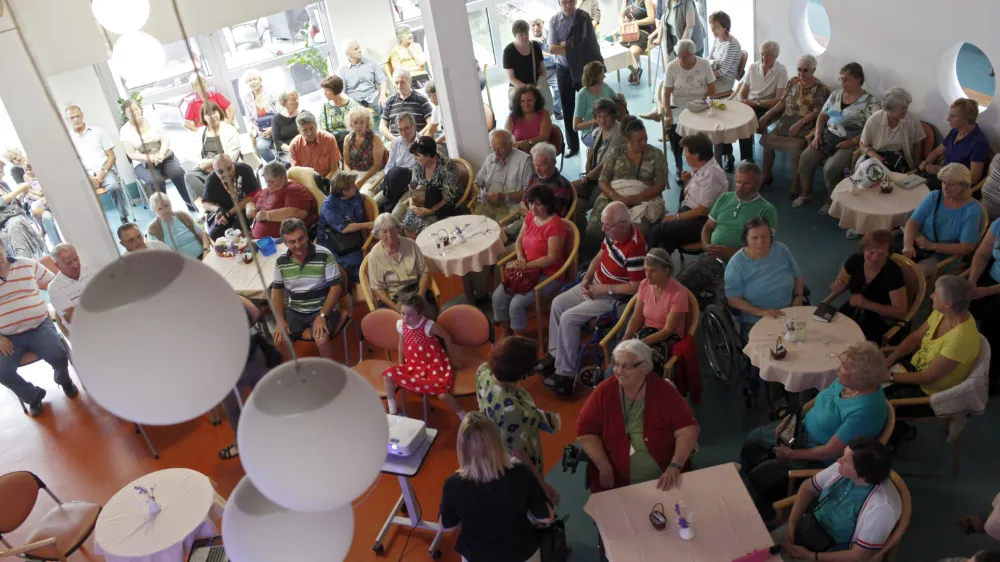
left=675, top=502, right=694, bottom=540
left=134, top=485, right=160, bottom=515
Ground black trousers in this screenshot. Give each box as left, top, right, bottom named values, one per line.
left=556, top=65, right=581, bottom=152
left=737, top=105, right=770, bottom=163
left=884, top=382, right=935, bottom=417
left=838, top=303, right=895, bottom=346
left=666, top=123, right=683, bottom=170
left=647, top=209, right=706, bottom=253
left=970, top=268, right=1000, bottom=395
left=380, top=167, right=413, bottom=213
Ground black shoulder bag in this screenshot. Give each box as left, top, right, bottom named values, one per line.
left=794, top=479, right=878, bottom=553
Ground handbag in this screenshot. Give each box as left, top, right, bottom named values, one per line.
left=794, top=510, right=836, bottom=553
left=777, top=406, right=806, bottom=448
left=502, top=266, right=541, bottom=295
left=323, top=224, right=365, bottom=254
left=536, top=515, right=569, bottom=562
left=620, top=21, right=641, bottom=43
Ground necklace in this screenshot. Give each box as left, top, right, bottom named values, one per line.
left=841, top=387, right=861, bottom=399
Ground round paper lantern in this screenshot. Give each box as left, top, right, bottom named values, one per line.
left=112, top=32, right=165, bottom=84
left=223, top=477, right=353, bottom=562
left=72, top=250, right=248, bottom=425
left=91, top=0, right=150, bottom=34
left=238, top=358, right=388, bottom=512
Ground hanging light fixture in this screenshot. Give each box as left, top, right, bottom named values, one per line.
left=91, top=0, right=150, bottom=34
left=111, top=31, right=166, bottom=84
left=237, top=357, right=389, bottom=512
left=71, top=251, right=248, bottom=426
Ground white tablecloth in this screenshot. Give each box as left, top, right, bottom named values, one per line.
left=743, top=306, right=866, bottom=393
left=95, top=469, right=226, bottom=562
left=828, top=178, right=930, bottom=234
left=202, top=242, right=285, bottom=300
left=601, top=42, right=632, bottom=74
left=415, top=215, right=506, bottom=277
left=676, top=102, right=758, bottom=145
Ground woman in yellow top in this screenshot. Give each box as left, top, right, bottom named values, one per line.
left=883, top=275, right=980, bottom=418
left=389, top=25, right=429, bottom=86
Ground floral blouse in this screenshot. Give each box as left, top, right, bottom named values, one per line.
left=346, top=129, right=375, bottom=171
left=320, top=97, right=359, bottom=133
left=778, top=77, right=830, bottom=121
left=476, top=363, right=547, bottom=474
left=599, top=144, right=669, bottom=187
left=402, top=155, right=462, bottom=233
left=820, top=88, right=880, bottom=139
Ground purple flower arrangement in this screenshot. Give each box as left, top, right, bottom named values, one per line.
left=133, top=485, right=156, bottom=501
left=674, top=502, right=690, bottom=529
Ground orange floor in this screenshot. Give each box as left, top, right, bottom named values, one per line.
left=0, top=274, right=589, bottom=561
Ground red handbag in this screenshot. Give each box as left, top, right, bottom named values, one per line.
left=502, top=267, right=541, bottom=296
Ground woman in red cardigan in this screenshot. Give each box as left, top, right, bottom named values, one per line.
left=577, top=339, right=700, bottom=492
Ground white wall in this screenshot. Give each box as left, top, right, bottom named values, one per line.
left=757, top=0, right=999, bottom=143
left=326, top=0, right=398, bottom=64
left=708, top=0, right=754, bottom=60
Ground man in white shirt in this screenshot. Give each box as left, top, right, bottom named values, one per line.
left=473, top=130, right=533, bottom=224
left=117, top=223, right=170, bottom=253
left=48, top=244, right=98, bottom=327
left=65, top=106, right=130, bottom=224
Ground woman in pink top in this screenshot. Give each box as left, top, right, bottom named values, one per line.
left=505, top=85, right=552, bottom=153
left=493, top=185, right=568, bottom=337
left=622, top=248, right=689, bottom=374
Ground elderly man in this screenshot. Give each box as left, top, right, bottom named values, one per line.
left=117, top=223, right=170, bottom=252
left=540, top=202, right=646, bottom=394
left=380, top=68, right=433, bottom=141
left=0, top=239, right=77, bottom=416
left=338, top=40, right=389, bottom=131
left=202, top=154, right=260, bottom=239
left=183, top=74, right=235, bottom=131
left=474, top=130, right=533, bottom=226
left=247, top=162, right=318, bottom=239
left=676, top=162, right=777, bottom=299
left=374, top=113, right=420, bottom=217
left=65, top=105, right=130, bottom=224
left=271, top=218, right=345, bottom=361
left=366, top=213, right=438, bottom=316
left=289, top=110, right=341, bottom=180
left=48, top=244, right=98, bottom=327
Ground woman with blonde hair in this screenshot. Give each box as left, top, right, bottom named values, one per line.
left=239, top=68, right=279, bottom=162
left=440, top=412, right=554, bottom=562
left=342, top=105, right=384, bottom=189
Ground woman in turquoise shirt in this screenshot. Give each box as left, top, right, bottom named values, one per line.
left=724, top=216, right=804, bottom=326
left=574, top=61, right=624, bottom=149
left=968, top=216, right=1000, bottom=395
left=902, top=163, right=983, bottom=276
left=147, top=192, right=211, bottom=260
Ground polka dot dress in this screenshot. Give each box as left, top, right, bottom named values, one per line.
left=383, top=317, right=454, bottom=395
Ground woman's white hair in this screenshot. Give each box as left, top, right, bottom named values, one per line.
left=797, top=53, right=818, bottom=71
left=838, top=341, right=887, bottom=388
left=149, top=191, right=171, bottom=210
left=530, top=142, right=558, bottom=162
left=760, top=40, right=780, bottom=56
left=393, top=67, right=412, bottom=82
left=613, top=339, right=654, bottom=373
left=395, top=25, right=413, bottom=41
left=882, top=87, right=913, bottom=112
left=675, top=39, right=697, bottom=56
left=373, top=213, right=402, bottom=235
left=936, top=275, right=973, bottom=314
left=241, top=68, right=263, bottom=85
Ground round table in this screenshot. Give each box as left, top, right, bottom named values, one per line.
left=676, top=102, right=758, bottom=145
left=415, top=215, right=506, bottom=277
left=742, top=306, right=867, bottom=392
left=95, top=468, right=226, bottom=562
left=828, top=177, right=930, bottom=234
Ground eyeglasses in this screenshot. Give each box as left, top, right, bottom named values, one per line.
left=612, top=360, right=643, bottom=371
left=602, top=219, right=628, bottom=232
left=121, top=234, right=144, bottom=245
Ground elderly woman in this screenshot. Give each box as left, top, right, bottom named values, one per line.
left=2, top=148, right=27, bottom=184
left=574, top=98, right=626, bottom=222
left=440, top=412, right=554, bottom=562
left=902, top=163, right=983, bottom=276
left=828, top=229, right=909, bottom=345
left=740, top=340, right=888, bottom=513
left=858, top=88, right=926, bottom=174
left=884, top=275, right=981, bottom=418
left=574, top=62, right=623, bottom=148
left=651, top=39, right=716, bottom=180
left=318, top=75, right=359, bottom=146
left=738, top=41, right=787, bottom=163
left=622, top=248, right=689, bottom=374
left=0, top=182, right=46, bottom=259
left=528, top=143, right=574, bottom=218
left=493, top=185, right=568, bottom=338
left=271, top=89, right=302, bottom=162
left=184, top=102, right=241, bottom=212
left=402, top=136, right=462, bottom=235
left=505, top=85, right=552, bottom=153
left=577, top=339, right=700, bottom=492
left=618, top=0, right=656, bottom=85
left=476, top=336, right=561, bottom=503
left=120, top=99, right=188, bottom=206
left=503, top=20, right=547, bottom=97
left=797, top=63, right=879, bottom=213
left=648, top=132, right=727, bottom=254
left=758, top=54, right=830, bottom=187
left=343, top=106, right=385, bottom=189
left=968, top=216, right=1000, bottom=395
left=317, top=171, right=373, bottom=283
left=367, top=213, right=436, bottom=314
left=240, top=69, right=279, bottom=162
left=920, top=98, right=990, bottom=190
left=389, top=25, right=429, bottom=86
left=146, top=192, right=211, bottom=260
left=725, top=216, right=805, bottom=325
left=587, top=116, right=668, bottom=251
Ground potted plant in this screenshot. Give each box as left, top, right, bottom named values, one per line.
left=286, top=23, right=329, bottom=93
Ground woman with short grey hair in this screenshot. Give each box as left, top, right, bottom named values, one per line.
left=859, top=87, right=927, bottom=174
left=373, top=212, right=402, bottom=236
left=390, top=25, right=429, bottom=85
left=738, top=40, right=788, bottom=163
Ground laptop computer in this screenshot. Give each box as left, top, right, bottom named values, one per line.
left=188, top=537, right=229, bottom=562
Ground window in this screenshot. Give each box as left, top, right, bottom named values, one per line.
left=807, top=0, right=830, bottom=51
left=495, top=0, right=557, bottom=49
left=110, top=38, right=208, bottom=97
left=468, top=9, right=497, bottom=66
left=390, top=0, right=422, bottom=22
left=220, top=6, right=328, bottom=70
left=956, top=42, right=995, bottom=109
left=789, top=0, right=829, bottom=56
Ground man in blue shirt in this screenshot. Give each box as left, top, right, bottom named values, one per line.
left=532, top=18, right=562, bottom=120
left=546, top=0, right=602, bottom=157
left=337, top=40, right=389, bottom=131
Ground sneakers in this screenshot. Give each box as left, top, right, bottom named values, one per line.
left=536, top=354, right=555, bottom=374
left=542, top=374, right=574, bottom=395
left=28, top=388, right=46, bottom=417
left=61, top=382, right=79, bottom=398
left=791, top=196, right=810, bottom=208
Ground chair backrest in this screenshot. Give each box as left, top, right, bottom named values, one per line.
left=558, top=218, right=580, bottom=283
left=0, top=472, right=42, bottom=533
left=452, top=157, right=474, bottom=208
left=879, top=471, right=912, bottom=559
left=919, top=121, right=937, bottom=162
left=931, top=335, right=992, bottom=416
left=359, top=253, right=376, bottom=311
left=287, top=166, right=325, bottom=208
left=564, top=187, right=579, bottom=223
left=877, top=399, right=896, bottom=446
left=484, top=104, right=497, bottom=132
left=548, top=125, right=565, bottom=153
left=737, top=50, right=748, bottom=80
left=362, top=194, right=379, bottom=253
left=889, top=254, right=926, bottom=325
left=437, top=304, right=491, bottom=347
left=360, top=308, right=402, bottom=352
left=683, top=287, right=699, bottom=336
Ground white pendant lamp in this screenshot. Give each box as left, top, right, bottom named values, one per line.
left=112, top=31, right=166, bottom=84
left=222, top=477, right=354, bottom=562
left=91, top=0, right=151, bottom=34
left=237, top=357, right=389, bottom=512
left=71, top=250, right=248, bottom=425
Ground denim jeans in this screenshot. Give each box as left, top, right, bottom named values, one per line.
left=492, top=277, right=562, bottom=331
left=0, top=318, right=71, bottom=403
left=545, top=64, right=562, bottom=115
left=255, top=135, right=276, bottom=162
left=100, top=168, right=130, bottom=221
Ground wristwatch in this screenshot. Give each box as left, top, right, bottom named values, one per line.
left=319, top=312, right=327, bottom=319
left=607, top=286, right=614, bottom=296
left=668, top=462, right=683, bottom=471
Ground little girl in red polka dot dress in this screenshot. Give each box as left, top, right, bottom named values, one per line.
left=382, top=292, right=467, bottom=420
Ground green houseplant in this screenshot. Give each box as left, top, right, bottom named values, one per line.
left=285, top=23, right=329, bottom=78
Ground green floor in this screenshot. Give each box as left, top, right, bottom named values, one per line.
left=496, top=75, right=1000, bottom=561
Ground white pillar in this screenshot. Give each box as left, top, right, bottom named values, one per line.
left=421, top=0, right=490, bottom=168
left=0, top=32, right=120, bottom=267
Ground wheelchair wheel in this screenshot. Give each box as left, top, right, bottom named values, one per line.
left=702, top=304, right=743, bottom=385
left=578, top=365, right=605, bottom=389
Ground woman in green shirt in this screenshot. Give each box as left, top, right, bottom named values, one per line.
left=319, top=75, right=359, bottom=146
left=574, top=62, right=625, bottom=149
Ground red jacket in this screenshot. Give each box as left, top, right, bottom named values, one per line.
left=577, top=373, right=698, bottom=493
left=670, top=334, right=702, bottom=405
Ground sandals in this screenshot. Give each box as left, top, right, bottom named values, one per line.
left=219, top=444, right=239, bottom=460
left=628, top=68, right=643, bottom=86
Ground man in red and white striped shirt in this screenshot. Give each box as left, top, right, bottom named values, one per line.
left=0, top=240, right=76, bottom=416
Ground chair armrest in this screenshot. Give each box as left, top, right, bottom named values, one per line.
left=772, top=497, right=795, bottom=511
left=882, top=345, right=899, bottom=354
left=500, top=209, right=525, bottom=227
left=788, top=468, right=822, bottom=480
left=1, top=537, right=57, bottom=557
left=889, top=397, right=932, bottom=407
left=821, top=293, right=836, bottom=305
left=881, top=325, right=902, bottom=347
left=497, top=250, right=517, bottom=267
left=935, top=255, right=961, bottom=273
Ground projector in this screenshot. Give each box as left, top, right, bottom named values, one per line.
left=387, top=414, right=427, bottom=457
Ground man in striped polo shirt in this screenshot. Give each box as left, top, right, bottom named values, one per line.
left=0, top=239, right=77, bottom=416
left=271, top=218, right=345, bottom=360
left=379, top=68, right=433, bottom=141
left=541, top=202, right=646, bottom=394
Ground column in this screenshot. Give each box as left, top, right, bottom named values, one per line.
left=421, top=0, right=490, bottom=168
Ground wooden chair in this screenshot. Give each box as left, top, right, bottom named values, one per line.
left=358, top=253, right=442, bottom=312
left=353, top=308, right=400, bottom=399
left=484, top=63, right=494, bottom=114
left=0, top=471, right=101, bottom=561
left=453, top=157, right=476, bottom=210
left=972, top=146, right=999, bottom=196
left=361, top=193, right=379, bottom=255
left=599, top=287, right=699, bottom=377
left=713, top=51, right=748, bottom=99
left=297, top=263, right=354, bottom=363
left=436, top=304, right=494, bottom=397
left=494, top=219, right=580, bottom=347
left=485, top=103, right=497, bottom=133
left=930, top=203, right=988, bottom=284
left=772, top=470, right=911, bottom=562
left=287, top=166, right=325, bottom=209
left=548, top=126, right=566, bottom=172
